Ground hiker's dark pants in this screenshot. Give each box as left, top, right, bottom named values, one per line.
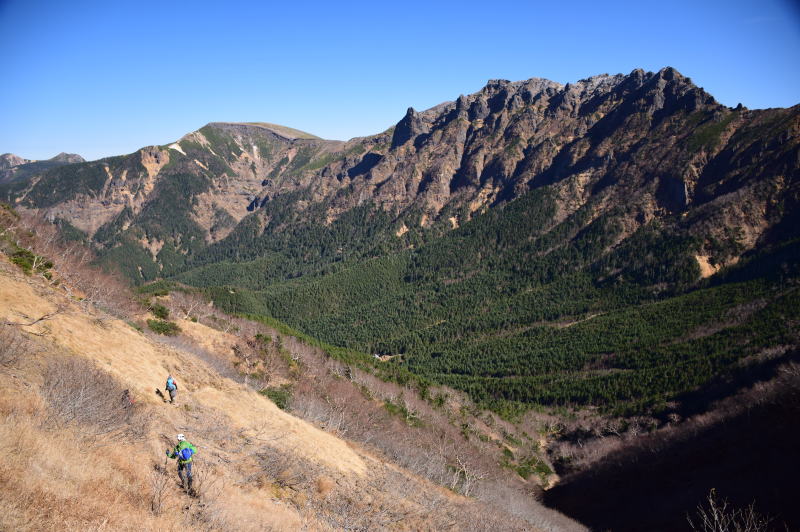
left=178, top=461, right=193, bottom=487
left=168, top=388, right=176, bottom=403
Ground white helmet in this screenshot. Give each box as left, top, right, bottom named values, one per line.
left=177, top=433, right=185, bottom=441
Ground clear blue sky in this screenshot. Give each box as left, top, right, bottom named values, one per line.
left=1, top=0, right=799, bottom=161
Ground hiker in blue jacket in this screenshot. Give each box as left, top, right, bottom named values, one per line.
left=166, top=433, right=197, bottom=493
left=165, top=375, right=178, bottom=403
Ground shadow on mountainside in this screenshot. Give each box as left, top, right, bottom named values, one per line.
left=544, top=357, right=800, bottom=531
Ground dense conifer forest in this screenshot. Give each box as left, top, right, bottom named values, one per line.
left=154, top=183, right=800, bottom=417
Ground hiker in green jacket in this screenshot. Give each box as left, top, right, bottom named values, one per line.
left=166, top=433, right=197, bottom=493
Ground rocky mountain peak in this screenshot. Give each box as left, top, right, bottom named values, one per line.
left=572, top=73, right=626, bottom=95
left=657, top=65, right=681, bottom=80
left=639, top=67, right=717, bottom=114
left=484, top=79, right=512, bottom=91
left=391, top=107, right=431, bottom=149
left=628, top=67, right=647, bottom=83
left=0, top=153, right=30, bottom=170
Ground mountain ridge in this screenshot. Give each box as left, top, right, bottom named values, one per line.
left=2, top=66, right=796, bottom=282
left=2, top=66, right=798, bottom=418
left=5, top=66, right=792, bottom=237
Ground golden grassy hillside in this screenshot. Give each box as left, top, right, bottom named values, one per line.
left=0, top=253, right=582, bottom=531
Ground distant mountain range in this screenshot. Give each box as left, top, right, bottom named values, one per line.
left=3, top=66, right=798, bottom=416
left=0, top=152, right=84, bottom=184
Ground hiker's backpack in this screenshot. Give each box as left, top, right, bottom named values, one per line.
left=179, top=447, right=194, bottom=461
left=166, top=377, right=176, bottom=391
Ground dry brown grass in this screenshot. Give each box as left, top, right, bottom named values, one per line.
left=41, top=356, right=150, bottom=438
left=0, top=382, right=172, bottom=531
left=0, top=354, right=306, bottom=532
left=0, top=225, right=585, bottom=531
left=315, top=475, right=335, bottom=497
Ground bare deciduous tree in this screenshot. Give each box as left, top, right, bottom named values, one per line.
left=687, top=489, right=772, bottom=532
left=2, top=305, right=65, bottom=328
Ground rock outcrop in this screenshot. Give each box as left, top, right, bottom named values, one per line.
left=391, top=107, right=430, bottom=149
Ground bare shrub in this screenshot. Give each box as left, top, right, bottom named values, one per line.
left=687, top=489, right=772, bottom=532
left=40, top=356, right=148, bottom=437
left=191, top=458, right=223, bottom=501
left=163, top=290, right=214, bottom=323
left=149, top=461, right=171, bottom=515
left=0, top=324, right=29, bottom=367
left=252, top=446, right=320, bottom=493
left=308, top=489, right=413, bottom=532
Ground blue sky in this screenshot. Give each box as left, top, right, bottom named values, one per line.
left=1, top=0, right=799, bottom=161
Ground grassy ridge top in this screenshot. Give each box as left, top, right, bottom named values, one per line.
left=225, top=121, right=323, bottom=139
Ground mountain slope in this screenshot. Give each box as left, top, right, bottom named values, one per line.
left=6, top=68, right=798, bottom=281
left=6, top=67, right=800, bottom=418
left=0, top=226, right=582, bottom=531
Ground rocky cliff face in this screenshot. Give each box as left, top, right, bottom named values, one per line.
left=3, top=67, right=798, bottom=275
left=285, top=67, right=797, bottom=265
